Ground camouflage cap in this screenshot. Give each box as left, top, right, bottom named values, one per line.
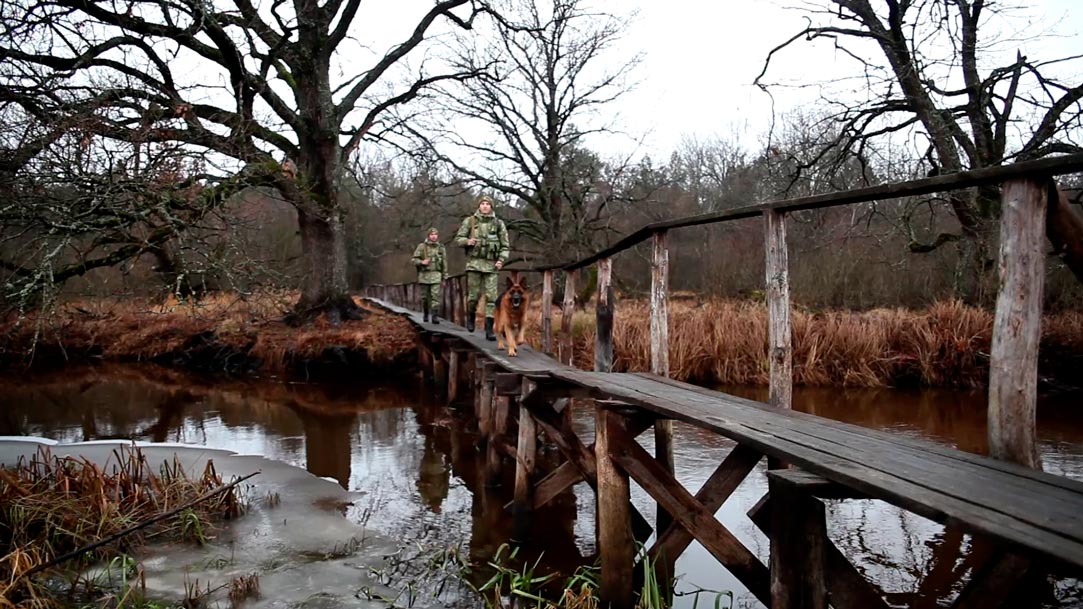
left=427, top=227, right=439, bottom=235
left=477, top=195, right=495, bottom=207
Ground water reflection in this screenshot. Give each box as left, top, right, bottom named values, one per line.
left=2, top=365, right=1082, bottom=608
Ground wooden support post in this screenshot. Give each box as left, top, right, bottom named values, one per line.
left=512, top=379, right=539, bottom=542
left=477, top=362, right=494, bottom=444
left=768, top=470, right=828, bottom=609
left=650, top=230, right=676, bottom=544
left=447, top=350, right=460, bottom=405
left=542, top=270, right=554, bottom=355
left=596, top=407, right=635, bottom=609
left=988, top=177, right=1046, bottom=469
left=487, top=393, right=510, bottom=487
left=559, top=269, right=577, bottom=365
left=595, top=258, right=614, bottom=373
left=433, top=348, right=448, bottom=393
left=764, top=208, right=793, bottom=411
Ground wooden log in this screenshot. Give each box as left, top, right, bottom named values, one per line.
left=447, top=350, right=460, bottom=405
left=988, top=177, right=1046, bottom=469
left=533, top=460, right=585, bottom=509
left=650, top=230, right=676, bottom=542
left=433, top=348, right=448, bottom=392
left=764, top=208, right=793, bottom=411
left=612, top=433, right=771, bottom=606
left=542, top=269, right=554, bottom=355
left=596, top=407, right=635, bottom=609
left=647, top=444, right=761, bottom=567
left=595, top=258, right=614, bottom=373
left=486, top=394, right=510, bottom=487
left=513, top=379, right=539, bottom=541
left=949, top=552, right=1032, bottom=609
left=560, top=269, right=577, bottom=365
left=768, top=469, right=828, bottom=609
left=494, top=372, right=523, bottom=396
left=477, top=362, right=495, bottom=443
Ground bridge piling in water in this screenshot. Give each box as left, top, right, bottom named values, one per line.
left=362, top=153, right=1083, bottom=609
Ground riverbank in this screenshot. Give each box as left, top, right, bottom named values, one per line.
left=2, top=293, right=1080, bottom=389
left=0, top=291, right=416, bottom=378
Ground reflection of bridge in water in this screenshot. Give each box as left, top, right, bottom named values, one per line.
left=366, top=153, right=1083, bottom=609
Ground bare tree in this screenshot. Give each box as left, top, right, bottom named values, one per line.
left=409, top=0, right=640, bottom=264
left=756, top=0, right=1083, bottom=303
left=0, top=0, right=485, bottom=321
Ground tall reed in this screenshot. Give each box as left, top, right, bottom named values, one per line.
left=528, top=298, right=1083, bottom=388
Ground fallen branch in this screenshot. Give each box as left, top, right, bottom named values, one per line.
left=21, top=470, right=260, bottom=579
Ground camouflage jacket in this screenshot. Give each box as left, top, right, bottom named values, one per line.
left=455, top=212, right=509, bottom=273
left=411, top=241, right=448, bottom=284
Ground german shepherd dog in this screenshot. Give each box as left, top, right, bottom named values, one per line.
left=494, top=273, right=530, bottom=356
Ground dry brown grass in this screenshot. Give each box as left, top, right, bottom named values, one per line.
left=526, top=298, right=1083, bottom=388
left=1, top=446, right=245, bottom=607
left=0, top=290, right=416, bottom=374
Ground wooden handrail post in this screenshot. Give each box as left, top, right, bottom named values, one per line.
left=513, top=378, right=539, bottom=542
left=542, top=270, right=554, bottom=355
left=650, top=230, right=676, bottom=547
left=595, top=258, right=614, bottom=373
left=764, top=209, right=793, bottom=411
left=988, top=177, right=1046, bottom=469
left=596, top=407, right=634, bottom=609
left=560, top=269, right=577, bottom=365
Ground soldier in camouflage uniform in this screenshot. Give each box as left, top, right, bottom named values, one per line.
left=455, top=195, right=509, bottom=340
left=411, top=227, right=448, bottom=324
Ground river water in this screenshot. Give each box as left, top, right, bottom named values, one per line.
left=1, top=364, right=1081, bottom=608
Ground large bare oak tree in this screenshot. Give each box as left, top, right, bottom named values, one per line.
left=756, top=0, right=1083, bottom=302
left=1, top=0, right=484, bottom=321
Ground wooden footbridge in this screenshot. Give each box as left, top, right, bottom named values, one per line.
left=364, top=154, right=1083, bottom=609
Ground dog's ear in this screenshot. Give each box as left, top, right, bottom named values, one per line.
left=505, top=275, right=514, bottom=290
left=518, top=276, right=528, bottom=290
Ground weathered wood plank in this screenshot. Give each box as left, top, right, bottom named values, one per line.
left=494, top=372, right=523, bottom=396
left=486, top=394, right=509, bottom=487
left=764, top=208, right=792, bottom=411
left=632, top=371, right=1081, bottom=493
left=647, top=444, right=762, bottom=567
left=555, top=153, right=1083, bottom=272
left=768, top=469, right=827, bottom=609
left=513, top=381, right=538, bottom=541
left=650, top=230, right=675, bottom=540
left=988, top=177, right=1046, bottom=469
left=595, top=258, right=614, bottom=373
left=447, top=350, right=460, bottom=405
left=542, top=269, right=554, bottom=355
left=533, top=461, right=584, bottom=509
left=597, top=407, right=635, bottom=609
left=611, top=430, right=771, bottom=606
left=560, top=269, right=577, bottom=366
left=748, top=491, right=889, bottom=609
left=950, top=552, right=1032, bottom=609
left=546, top=369, right=1083, bottom=568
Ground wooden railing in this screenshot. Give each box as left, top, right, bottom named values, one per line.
left=367, top=152, right=1083, bottom=469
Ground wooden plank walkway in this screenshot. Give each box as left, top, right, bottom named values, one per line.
left=549, top=369, right=1083, bottom=570
left=366, top=295, right=1083, bottom=607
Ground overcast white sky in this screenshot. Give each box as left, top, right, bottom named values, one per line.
left=600, top=0, right=1083, bottom=160
left=176, top=0, right=1082, bottom=164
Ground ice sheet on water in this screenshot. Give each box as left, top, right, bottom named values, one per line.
left=0, top=438, right=415, bottom=609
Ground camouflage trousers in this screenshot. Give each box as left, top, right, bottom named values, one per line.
left=466, top=271, right=498, bottom=316
left=421, top=282, right=442, bottom=312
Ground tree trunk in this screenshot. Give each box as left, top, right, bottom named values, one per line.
left=292, top=205, right=363, bottom=324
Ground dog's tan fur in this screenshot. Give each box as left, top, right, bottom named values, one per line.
left=494, top=273, right=530, bottom=356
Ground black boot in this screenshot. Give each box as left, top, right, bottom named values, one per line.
left=431, top=308, right=440, bottom=325
left=466, top=301, right=477, bottom=332
left=484, top=317, right=496, bottom=341
left=422, top=302, right=430, bottom=323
